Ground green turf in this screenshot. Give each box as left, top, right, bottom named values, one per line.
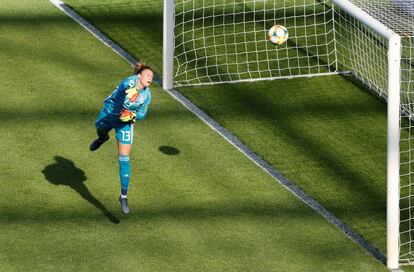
left=65, top=0, right=164, bottom=74
left=0, top=0, right=390, bottom=271
left=178, top=75, right=389, bottom=246
left=61, top=0, right=414, bottom=268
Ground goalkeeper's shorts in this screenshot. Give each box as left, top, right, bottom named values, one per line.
left=95, top=110, right=134, bottom=145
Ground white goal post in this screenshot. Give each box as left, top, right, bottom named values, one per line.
left=163, top=0, right=175, bottom=90
left=331, top=2, right=402, bottom=270
left=163, top=0, right=413, bottom=269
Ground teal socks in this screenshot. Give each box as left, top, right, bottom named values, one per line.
left=118, top=155, right=130, bottom=196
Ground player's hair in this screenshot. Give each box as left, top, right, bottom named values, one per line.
left=134, top=62, right=153, bottom=75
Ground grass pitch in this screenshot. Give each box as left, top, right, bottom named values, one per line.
left=0, top=0, right=389, bottom=271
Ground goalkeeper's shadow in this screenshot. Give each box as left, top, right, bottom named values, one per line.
left=41, top=156, right=120, bottom=224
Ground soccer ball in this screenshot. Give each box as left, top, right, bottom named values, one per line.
left=268, top=25, right=289, bottom=45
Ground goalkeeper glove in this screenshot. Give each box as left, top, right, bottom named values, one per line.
left=119, top=109, right=136, bottom=123
left=125, top=87, right=139, bottom=103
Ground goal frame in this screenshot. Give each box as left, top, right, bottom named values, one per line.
left=163, top=0, right=174, bottom=90
left=163, top=0, right=402, bottom=269
left=330, top=2, right=402, bottom=269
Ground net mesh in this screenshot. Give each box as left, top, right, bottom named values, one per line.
left=347, top=0, right=414, bottom=36
left=333, top=7, right=389, bottom=97
left=398, top=36, right=414, bottom=265
left=343, top=0, right=414, bottom=265
left=172, top=0, right=414, bottom=264
left=174, top=0, right=337, bottom=86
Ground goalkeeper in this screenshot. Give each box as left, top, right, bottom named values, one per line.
left=89, top=62, right=153, bottom=214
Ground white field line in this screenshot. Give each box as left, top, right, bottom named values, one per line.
left=49, top=0, right=387, bottom=265
left=174, top=72, right=349, bottom=88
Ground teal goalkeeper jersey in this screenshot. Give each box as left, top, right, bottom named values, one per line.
left=102, top=75, right=151, bottom=120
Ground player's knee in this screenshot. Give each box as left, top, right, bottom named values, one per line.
left=118, top=143, right=132, bottom=156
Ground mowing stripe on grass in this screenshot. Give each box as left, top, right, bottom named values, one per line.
left=49, top=0, right=135, bottom=64
left=49, top=0, right=386, bottom=265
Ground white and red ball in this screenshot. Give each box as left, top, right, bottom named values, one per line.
left=268, top=25, right=289, bottom=45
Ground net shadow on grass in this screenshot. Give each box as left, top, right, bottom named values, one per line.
left=42, top=156, right=120, bottom=224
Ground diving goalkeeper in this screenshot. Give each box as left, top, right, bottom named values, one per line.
left=89, top=62, right=153, bottom=214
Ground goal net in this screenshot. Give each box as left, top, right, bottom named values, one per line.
left=399, top=35, right=414, bottom=265
left=171, top=0, right=337, bottom=86
left=333, top=1, right=413, bottom=266
left=343, top=0, right=414, bottom=266
left=163, top=0, right=414, bottom=269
